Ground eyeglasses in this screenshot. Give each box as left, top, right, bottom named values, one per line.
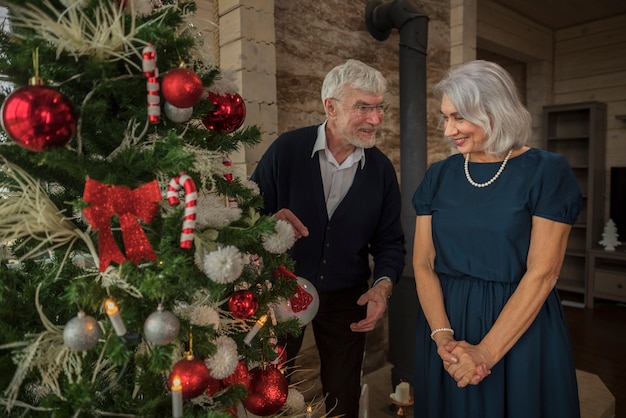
left=331, top=98, right=389, bottom=115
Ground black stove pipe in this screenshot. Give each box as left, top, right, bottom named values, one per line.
left=365, top=0, right=429, bottom=397
left=366, top=0, right=428, bottom=277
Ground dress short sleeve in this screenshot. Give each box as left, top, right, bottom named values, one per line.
left=412, top=160, right=443, bottom=215
left=531, top=153, right=582, bottom=225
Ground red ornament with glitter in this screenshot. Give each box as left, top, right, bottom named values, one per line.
left=242, top=366, right=288, bottom=416
left=1, top=85, right=76, bottom=152
left=205, top=375, right=222, bottom=397
left=228, top=290, right=258, bottom=319
left=168, top=357, right=212, bottom=400
left=202, top=92, right=246, bottom=133
left=161, top=68, right=204, bottom=109
left=221, top=359, right=251, bottom=390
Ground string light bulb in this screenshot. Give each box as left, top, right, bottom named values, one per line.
left=171, top=376, right=183, bottom=418
left=104, top=298, right=127, bottom=336
left=243, top=314, right=268, bottom=345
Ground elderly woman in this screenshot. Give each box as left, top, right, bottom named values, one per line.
left=412, top=60, right=581, bottom=418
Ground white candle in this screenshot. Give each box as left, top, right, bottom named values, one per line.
left=171, top=376, right=183, bottom=418
left=306, top=405, right=313, bottom=418
left=394, top=381, right=410, bottom=403
left=243, top=314, right=268, bottom=345
left=104, top=299, right=127, bottom=336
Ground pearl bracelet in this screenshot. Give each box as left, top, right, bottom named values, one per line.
left=430, top=327, right=454, bottom=340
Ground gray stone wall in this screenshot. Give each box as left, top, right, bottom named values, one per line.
left=274, top=0, right=452, bottom=181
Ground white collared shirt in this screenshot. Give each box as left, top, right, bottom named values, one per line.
left=311, top=122, right=366, bottom=218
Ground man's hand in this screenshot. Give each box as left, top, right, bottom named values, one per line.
left=273, top=208, right=309, bottom=239
left=349, top=280, right=392, bottom=333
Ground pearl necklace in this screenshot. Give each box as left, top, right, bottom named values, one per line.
left=464, top=150, right=513, bottom=188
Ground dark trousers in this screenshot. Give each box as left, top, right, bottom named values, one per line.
left=284, top=283, right=368, bottom=417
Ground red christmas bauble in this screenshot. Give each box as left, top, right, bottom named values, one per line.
left=228, top=290, right=258, bottom=319
left=1, top=85, right=76, bottom=152
left=168, top=357, right=212, bottom=400
left=242, top=367, right=288, bottom=416
left=161, top=68, right=204, bottom=108
left=205, top=375, right=222, bottom=397
left=202, top=92, right=246, bottom=133
left=221, top=359, right=251, bottom=390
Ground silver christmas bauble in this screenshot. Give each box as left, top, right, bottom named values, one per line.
left=143, top=308, right=180, bottom=345
left=164, top=101, right=193, bottom=123
left=63, top=311, right=102, bottom=351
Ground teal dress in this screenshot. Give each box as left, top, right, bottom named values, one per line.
left=412, top=148, right=582, bottom=418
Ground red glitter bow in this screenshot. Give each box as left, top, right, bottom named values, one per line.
left=83, top=179, right=162, bottom=271
left=273, top=265, right=313, bottom=313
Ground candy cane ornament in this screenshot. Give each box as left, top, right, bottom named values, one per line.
left=142, top=43, right=158, bottom=77
left=167, top=174, right=198, bottom=249
left=222, top=157, right=238, bottom=209
left=142, top=43, right=160, bottom=124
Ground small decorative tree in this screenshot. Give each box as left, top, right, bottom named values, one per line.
left=599, top=219, right=622, bottom=251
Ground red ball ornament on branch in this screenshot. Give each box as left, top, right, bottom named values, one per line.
left=205, top=375, right=222, bottom=397
left=221, top=359, right=251, bottom=390
left=228, top=290, right=258, bottom=319
left=168, top=356, right=212, bottom=400
left=242, top=366, right=289, bottom=416
left=1, top=85, right=76, bottom=152
left=161, top=68, right=204, bottom=108
left=202, top=92, right=246, bottom=133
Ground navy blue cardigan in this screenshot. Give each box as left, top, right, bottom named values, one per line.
left=250, top=125, right=406, bottom=292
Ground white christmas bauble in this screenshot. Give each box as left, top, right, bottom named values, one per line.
left=274, top=277, right=319, bottom=326
left=164, top=101, right=193, bottom=123
left=63, top=312, right=102, bottom=351
left=143, top=308, right=180, bottom=345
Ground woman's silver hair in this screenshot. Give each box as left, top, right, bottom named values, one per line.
left=434, top=60, right=531, bottom=156
left=321, top=59, right=387, bottom=103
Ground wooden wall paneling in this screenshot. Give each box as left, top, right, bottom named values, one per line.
left=554, top=44, right=626, bottom=80
left=554, top=71, right=626, bottom=96
left=555, top=25, right=626, bottom=55
left=607, top=130, right=626, bottom=169
left=477, top=0, right=552, bottom=61
left=555, top=14, right=626, bottom=43
left=554, top=86, right=626, bottom=107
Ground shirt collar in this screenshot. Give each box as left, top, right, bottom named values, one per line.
left=311, top=121, right=366, bottom=168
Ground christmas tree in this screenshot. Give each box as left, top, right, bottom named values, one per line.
left=0, top=0, right=321, bottom=416
left=599, top=218, right=621, bottom=251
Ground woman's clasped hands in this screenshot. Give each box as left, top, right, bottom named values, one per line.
left=437, top=339, right=492, bottom=388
